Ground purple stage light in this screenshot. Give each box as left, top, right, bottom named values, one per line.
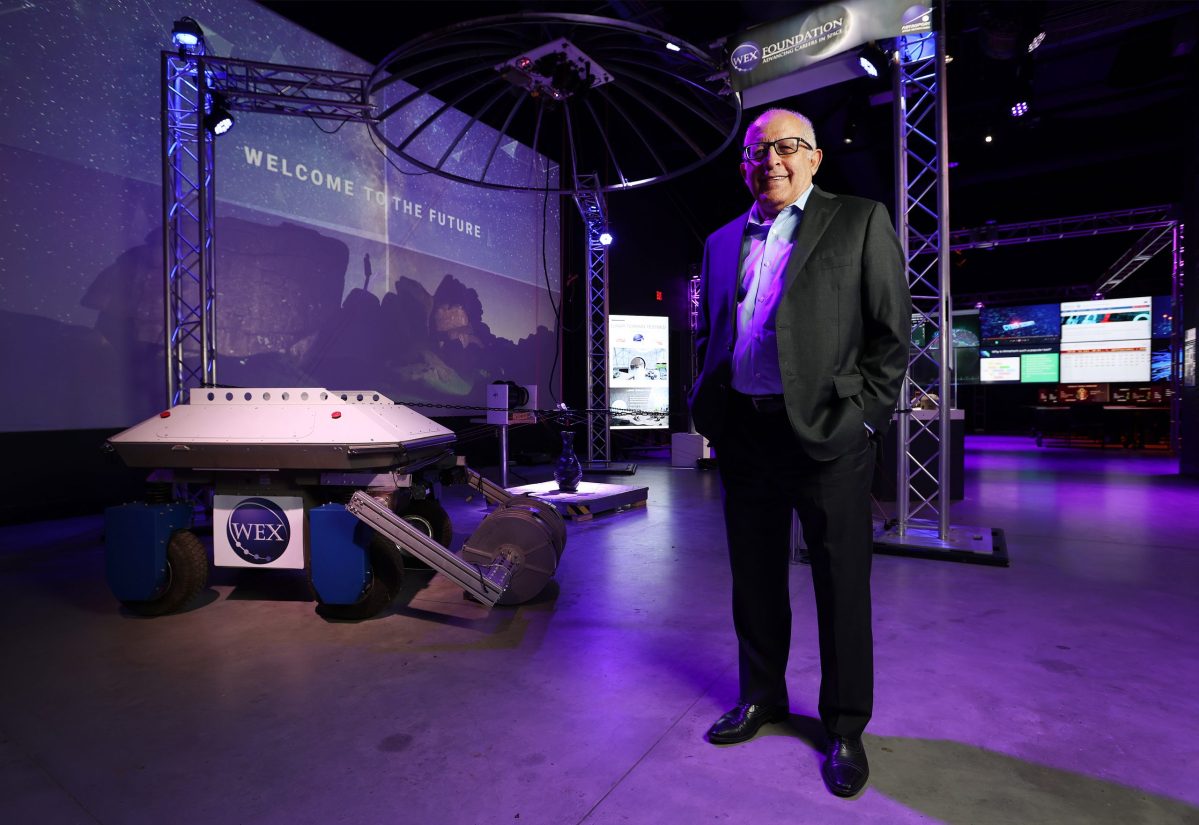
left=1010, top=101, right=1029, bottom=118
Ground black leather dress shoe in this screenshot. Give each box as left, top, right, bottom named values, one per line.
left=705, top=703, right=788, bottom=744
left=821, top=736, right=869, bottom=797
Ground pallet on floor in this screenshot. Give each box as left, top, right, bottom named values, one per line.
left=505, top=480, right=648, bottom=521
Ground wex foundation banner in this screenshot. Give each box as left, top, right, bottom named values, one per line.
left=727, top=0, right=933, bottom=93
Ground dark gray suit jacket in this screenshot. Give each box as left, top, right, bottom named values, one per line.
left=688, top=186, right=911, bottom=462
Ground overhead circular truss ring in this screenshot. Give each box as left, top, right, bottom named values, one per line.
left=368, top=13, right=742, bottom=195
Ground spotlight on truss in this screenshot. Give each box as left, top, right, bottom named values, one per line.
left=171, top=17, right=204, bottom=52
left=858, top=42, right=890, bottom=78
left=598, top=229, right=614, bottom=246
left=1010, top=100, right=1029, bottom=118
left=204, top=93, right=234, bottom=135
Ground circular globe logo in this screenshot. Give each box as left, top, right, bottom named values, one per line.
left=226, top=497, right=290, bottom=564
left=730, top=41, right=761, bottom=73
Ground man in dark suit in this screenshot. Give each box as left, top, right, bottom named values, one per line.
left=688, top=108, right=910, bottom=797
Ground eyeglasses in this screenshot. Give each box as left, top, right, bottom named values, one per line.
left=742, top=136, right=815, bottom=162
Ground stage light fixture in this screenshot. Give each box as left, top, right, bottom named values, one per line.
left=1027, top=31, right=1046, bottom=52
left=204, top=94, right=234, bottom=135
left=984, top=134, right=994, bottom=143
left=598, top=229, right=613, bottom=246
left=857, top=42, right=890, bottom=78
left=171, top=17, right=204, bottom=51
left=1010, top=100, right=1029, bottom=117
left=665, top=42, right=681, bottom=52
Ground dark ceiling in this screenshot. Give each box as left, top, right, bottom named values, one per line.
left=258, top=0, right=1197, bottom=303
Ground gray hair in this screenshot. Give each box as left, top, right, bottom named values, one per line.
left=746, top=108, right=818, bottom=149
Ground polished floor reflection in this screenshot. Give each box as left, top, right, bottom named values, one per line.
left=1, top=435, right=1197, bottom=824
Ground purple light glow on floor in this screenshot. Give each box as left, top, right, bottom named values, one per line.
left=0, top=437, right=1197, bottom=822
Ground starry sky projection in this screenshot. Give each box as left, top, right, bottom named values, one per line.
left=0, top=0, right=561, bottom=430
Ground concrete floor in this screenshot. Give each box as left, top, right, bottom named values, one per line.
left=1, top=435, right=1197, bottom=824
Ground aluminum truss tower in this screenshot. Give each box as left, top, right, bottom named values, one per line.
left=160, top=50, right=374, bottom=407
left=876, top=14, right=1006, bottom=565
left=573, top=177, right=612, bottom=464
left=162, top=49, right=217, bottom=406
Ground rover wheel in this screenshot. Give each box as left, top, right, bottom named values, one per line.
left=121, top=530, right=209, bottom=616
left=315, top=541, right=404, bottom=621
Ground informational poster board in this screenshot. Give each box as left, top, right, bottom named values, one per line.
left=1185, top=328, right=1197, bottom=388
left=608, top=315, right=669, bottom=430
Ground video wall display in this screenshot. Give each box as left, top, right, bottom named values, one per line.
left=608, top=314, right=669, bottom=430
left=973, top=296, right=1173, bottom=385
left=0, top=1, right=560, bottom=431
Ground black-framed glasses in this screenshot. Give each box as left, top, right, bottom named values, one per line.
left=742, top=136, right=814, bottom=162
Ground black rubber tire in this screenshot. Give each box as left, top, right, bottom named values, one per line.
left=315, top=541, right=404, bottom=621
left=397, top=498, right=453, bottom=546
left=391, top=498, right=453, bottom=571
left=121, top=530, right=209, bottom=616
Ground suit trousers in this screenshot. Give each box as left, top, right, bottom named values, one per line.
left=714, top=391, right=876, bottom=739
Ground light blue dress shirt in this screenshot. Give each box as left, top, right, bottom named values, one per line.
left=731, top=185, right=814, bottom=395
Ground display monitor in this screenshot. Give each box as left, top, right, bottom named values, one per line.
left=1059, top=340, right=1150, bottom=383
left=980, top=303, right=1060, bottom=346
left=608, top=314, right=669, bottom=430
left=954, top=347, right=981, bottom=384
left=1059, top=297, right=1152, bottom=382
left=1151, top=340, right=1173, bottom=383
left=1020, top=352, right=1060, bottom=383
left=912, top=310, right=980, bottom=350
left=1151, top=295, right=1174, bottom=339
left=980, top=356, right=1020, bottom=383
left=1060, top=296, right=1152, bottom=343
left=1058, top=384, right=1109, bottom=403
left=1110, top=385, right=1170, bottom=405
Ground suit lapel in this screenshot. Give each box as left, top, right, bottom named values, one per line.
left=784, top=187, right=840, bottom=292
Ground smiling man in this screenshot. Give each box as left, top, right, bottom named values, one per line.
left=688, top=108, right=910, bottom=798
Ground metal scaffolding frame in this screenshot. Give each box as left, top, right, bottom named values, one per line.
left=161, top=50, right=376, bottom=406
left=875, top=13, right=1006, bottom=565
left=162, top=48, right=618, bottom=442
left=951, top=206, right=1180, bottom=301
left=162, top=49, right=217, bottom=406
left=572, top=177, right=612, bottom=464
left=948, top=206, right=1174, bottom=250
left=1171, top=222, right=1185, bottom=451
